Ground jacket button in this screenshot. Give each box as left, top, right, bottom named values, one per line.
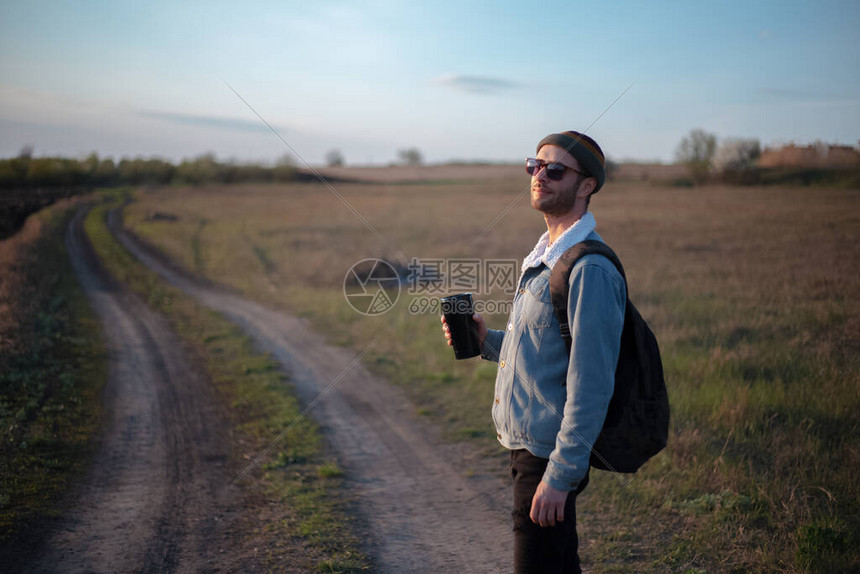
left=500, top=360, right=506, bottom=368
left=497, top=432, right=502, bottom=439
left=507, top=322, right=513, bottom=331
left=494, top=397, right=500, bottom=405
left=519, top=287, right=525, bottom=295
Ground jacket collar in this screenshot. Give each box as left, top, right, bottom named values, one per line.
left=521, top=212, right=597, bottom=280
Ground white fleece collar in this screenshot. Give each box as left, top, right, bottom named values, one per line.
left=520, top=212, right=597, bottom=280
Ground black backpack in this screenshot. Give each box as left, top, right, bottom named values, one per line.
left=549, top=240, right=669, bottom=473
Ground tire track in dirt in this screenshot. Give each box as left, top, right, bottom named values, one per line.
left=20, top=206, right=248, bottom=573
left=107, top=207, right=513, bottom=572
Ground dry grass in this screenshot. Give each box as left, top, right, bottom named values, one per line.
left=612, top=163, right=689, bottom=182
left=312, top=162, right=525, bottom=183
left=124, top=177, right=860, bottom=572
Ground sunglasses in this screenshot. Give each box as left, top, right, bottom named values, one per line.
left=525, top=158, right=587, bottom=181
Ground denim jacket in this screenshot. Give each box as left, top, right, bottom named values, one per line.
left=481, top=226, right=626, bottom=492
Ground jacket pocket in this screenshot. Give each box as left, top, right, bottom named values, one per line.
left=523, top=275, right=554, bottom=329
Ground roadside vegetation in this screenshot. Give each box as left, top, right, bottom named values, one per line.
left=123, top=179, right=859, bottom=572
left=84, top=192, right=368, bottom=572
left=0, top=198, right=106, bottom=549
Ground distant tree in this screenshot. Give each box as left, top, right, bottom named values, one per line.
left=676, top=129, right=717, bottom=184
left=222, top=159, right=270, bottom=183
left=325, top=149, right=345, bottom=167
left=0, top=159, right=17, bottom=187
left=273, top=153, right=296, bottom=182
left=176, top=153, right=218, bottom=185
left=397, top=148, right=423, bottom=166
left=7, top=146, right=33, bottom=182
left=714, top=138, right=760, bottom=171
left=27, top=157, right=85, bottom=186
left=81, top=152, right=99, bottom=177
left=94, top=157, right=118, bottom=186
left=119, top=157, right=175, bottom=185
left=714, top=138, right=761, bottom=183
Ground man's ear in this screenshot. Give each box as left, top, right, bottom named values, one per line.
left=576, top=177, right=596, bottom=199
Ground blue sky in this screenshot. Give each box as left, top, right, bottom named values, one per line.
left=1, top=0, right=858, bottom=165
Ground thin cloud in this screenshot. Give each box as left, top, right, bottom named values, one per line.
left=139, top=110, right=279, bottom=134
left=433, top=74, right=520, bottom=95
left=758, top=87, right=839, bottom=101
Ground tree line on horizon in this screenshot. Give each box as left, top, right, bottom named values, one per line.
left=2, top=133, right=858, bottom=193
left=0, top=145, right=434, bottom=191
left=0, top=148, right=300, bottom=190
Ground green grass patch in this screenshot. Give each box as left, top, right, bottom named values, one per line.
left=0, top=200, right=108, bottom=543
left=84, top=192, right=368, bottom=572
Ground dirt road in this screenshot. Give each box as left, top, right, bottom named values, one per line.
left=19, top=207, right=250, bottom=573
left=106, top=207, right=513, bottom=572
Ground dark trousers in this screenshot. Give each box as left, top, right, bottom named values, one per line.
left=510, top=449, right=589, bottom=574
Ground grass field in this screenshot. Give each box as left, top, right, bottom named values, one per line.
left=123, top=177, right=859, bottom=572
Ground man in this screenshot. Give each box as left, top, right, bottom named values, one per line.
left=442, top=131, right=626, bottom=572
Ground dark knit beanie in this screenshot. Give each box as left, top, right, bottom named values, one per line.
left=537, top=131, right=606, bottom=193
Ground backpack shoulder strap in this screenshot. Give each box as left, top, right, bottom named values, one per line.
left=549, top=240, right=627, bottom=351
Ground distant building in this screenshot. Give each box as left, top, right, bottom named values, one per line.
left=758, top=142, right=860, bottom=169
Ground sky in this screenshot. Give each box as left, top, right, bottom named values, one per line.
left=1, top=0, right=859, bottom=165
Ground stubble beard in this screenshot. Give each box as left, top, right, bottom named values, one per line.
left=531, top=176, right=581, bottom=217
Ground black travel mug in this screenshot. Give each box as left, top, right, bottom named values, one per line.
left=441, top=293, right=481, bottom=360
